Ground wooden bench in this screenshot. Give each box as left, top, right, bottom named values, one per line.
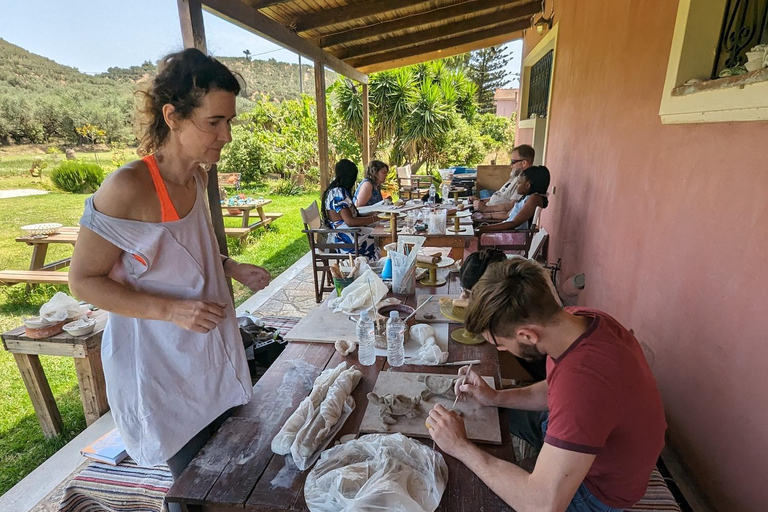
left=217, top=172, right=241, bottom=189
left=0, top=270, right=69, bottom=286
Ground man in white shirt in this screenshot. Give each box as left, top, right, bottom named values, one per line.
left=474, top=145, right=535, bottom=213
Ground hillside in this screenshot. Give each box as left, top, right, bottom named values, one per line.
left=0, top=38, right=336, bottom=145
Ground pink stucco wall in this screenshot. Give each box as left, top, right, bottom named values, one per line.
left=521, top=1, right=768, bottom=511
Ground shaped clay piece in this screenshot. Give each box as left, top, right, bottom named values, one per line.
left=334, top=339, right=357, bottom=356
left=367, top=392, right=422, bottom=427
left=418, top=374, right=457, bottom=401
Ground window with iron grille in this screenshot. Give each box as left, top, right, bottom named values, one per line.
left=712, top=0, right=768, bottom=78
left=527, top=50, right=553, bottom=118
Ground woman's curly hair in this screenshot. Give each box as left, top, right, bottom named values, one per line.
left=136, top=48, right=241, bottom=156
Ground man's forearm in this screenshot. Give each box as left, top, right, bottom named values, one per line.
left=456, top=443, right=554, bottom=512
left=495, top=381, right=549, bottom=411
left=484, top=201, right=513, bottom=212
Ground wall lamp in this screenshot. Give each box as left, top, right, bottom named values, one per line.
left=533, top=15, right=553, bottom=34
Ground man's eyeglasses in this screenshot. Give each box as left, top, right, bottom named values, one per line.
left=510, top=158, right=525, bottom=165
left=489, top=331, right=499, bottom=347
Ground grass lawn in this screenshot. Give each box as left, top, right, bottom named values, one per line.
left=0, top=148, right=317, bottom=495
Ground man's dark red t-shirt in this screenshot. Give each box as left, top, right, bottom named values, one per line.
left=544, top=307, right=666, bottom=509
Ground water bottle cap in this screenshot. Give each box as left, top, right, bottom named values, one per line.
left=389, top=311, right=399, bottom=319
left=360, top=309, right=370, bottom=319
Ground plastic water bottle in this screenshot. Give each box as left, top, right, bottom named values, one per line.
left=386, top=311, right=405, bottom=367
left=441, top=181, right=451, bottom=202
left=428, top=183, right=436, bottom=206
left=357, top=309, right=376, bottom=366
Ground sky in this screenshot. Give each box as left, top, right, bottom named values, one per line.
left=0, top=0, right=522, bottom=86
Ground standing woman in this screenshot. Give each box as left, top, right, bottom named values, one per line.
left=322, top=159, right=379, bottom=260
left=68, top=49, right=271, bottom=485
left=354, top=160, right=388, bottom=207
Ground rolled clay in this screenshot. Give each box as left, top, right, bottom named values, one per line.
left=452, top=298, right=469, bottom=309
left=271, top=362, right=348, bottom=455
left=417, top=254, right=442, bottom=264
left=294, top=365, right=363, bottom=460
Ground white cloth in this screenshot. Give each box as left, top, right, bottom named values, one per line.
left=79, top=170, right=252, bottom=466
left=487, top=174, right=522, bottom=206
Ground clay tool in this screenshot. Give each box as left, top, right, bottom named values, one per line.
left=404, top=295, right=433, bottom=322
left=438, top=359, right=481, bottom=366
left=452, top=363, right=473, bottom=407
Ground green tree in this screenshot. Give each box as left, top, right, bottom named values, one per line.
left=468, top=45, right=512, bottom=114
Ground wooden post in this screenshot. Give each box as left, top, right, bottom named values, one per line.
left=177, top=0, right=207, bottom=53
left=178, top=0, right=229, bottom=260
left=315, top=60, right=330, bottom=192
left=362, top=83, right=370, bottom=166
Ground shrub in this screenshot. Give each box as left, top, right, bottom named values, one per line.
left=270, top=178, right=302, bottom=196
left=50, top=161, right=105, bottom=193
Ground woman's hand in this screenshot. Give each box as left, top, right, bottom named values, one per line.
left=229, top=262, right=271, bottom=292
left=454, top=365, right=499, bottom=407
left=168, top=300, right=227, bottom=333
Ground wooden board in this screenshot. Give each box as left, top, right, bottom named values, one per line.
left=359, top=371, right=502, bottom=444
left=284, top=299, right=357, bottom=343
left=414, top=294, right=459, bottom=323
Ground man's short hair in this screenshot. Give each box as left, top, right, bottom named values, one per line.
left=465, top=258, right=561, bottom=336
left=513, top=144, right=535, bottom=163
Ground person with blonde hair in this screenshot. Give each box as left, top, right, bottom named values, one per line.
left=69, top=49, right=270, bottom=492
left=427, top=258, right=666, bottom=512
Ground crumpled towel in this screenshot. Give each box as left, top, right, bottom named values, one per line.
left=405, top=323, right=447, bottom=365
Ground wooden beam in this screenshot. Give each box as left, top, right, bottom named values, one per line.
left=294, top=0, right=432, bottom=34
left=362, top=83, right=370, bottom=165
left=315, top=61, right=330, bottom=192
left=177, top=0, right=208, bottom=53
left=202, top=0, right=367, bottom=83
left=350, top=19, right=530, bottom=73
left=320, top=0, right=537, bottom=49
left=334, top=5, right=540, bottom=61
left=245, top=0, right=294, bottom=8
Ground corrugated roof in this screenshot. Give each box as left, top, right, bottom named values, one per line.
left=495, top=88, right=520, bottom=100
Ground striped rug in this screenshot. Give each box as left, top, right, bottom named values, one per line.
left=58, top=460, right=171, bottom=512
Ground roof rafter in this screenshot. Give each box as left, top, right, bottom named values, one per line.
left=243, top=0, right=295, bottom=8
left=319, top=0, right=537, bottom=49
left=349, top=18, right=530, bottom=73
left=201, top=0, right=367, bottom=83
left=293, top=0, right=433, bottom=34
left=332, top=3, right=540, bottom=60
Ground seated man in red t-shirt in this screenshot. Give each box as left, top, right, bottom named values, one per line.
left=427, top=258, right=667, bottom=512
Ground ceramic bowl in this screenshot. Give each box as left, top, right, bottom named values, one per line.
left=63, top=319, right=97, bottom=336
left=21, top=223, right=62, bottom=237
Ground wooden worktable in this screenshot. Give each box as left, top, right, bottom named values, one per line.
left=166, top=275, right=515, bottom=511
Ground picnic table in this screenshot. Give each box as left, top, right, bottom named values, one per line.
left=165, top=273, right=516, bottom=511
left=221, top=200, right=284, bottom=239
left=0, top=227, right=80, bottom=287
left=1, top=310, right=109, bottom=437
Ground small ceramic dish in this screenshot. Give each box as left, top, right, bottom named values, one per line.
left=63, top=319, right=97, bottom=336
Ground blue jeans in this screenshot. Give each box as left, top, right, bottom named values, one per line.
left=509, top=413, right=623, bottom=512
left=479, top=189, right=494, bottom=199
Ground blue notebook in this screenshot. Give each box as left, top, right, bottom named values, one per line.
left=80, top=428, right=128, bottom=465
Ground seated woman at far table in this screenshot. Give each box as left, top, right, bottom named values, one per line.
left=354, top=160, right=389, bottom=207
left=322, top=159, right=380, bottom=260
left=476, top=165, right=550, bottom=234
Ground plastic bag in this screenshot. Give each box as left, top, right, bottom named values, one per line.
left=328, top=270, right=388, bottom=314
left=409, top=324, right=436, bottom=346
left=304, top=433, right=448, bottom=512
left=39, top=292, right=84, bottom=323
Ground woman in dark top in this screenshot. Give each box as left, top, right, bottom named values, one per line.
left=354, top=160, right=388, bottom=207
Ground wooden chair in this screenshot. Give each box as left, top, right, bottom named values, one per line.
left=300, top=201, right=362, bottom=303
left=476, top=207, right=542, bottom=256
left=396, top=164, right=432, bottom=200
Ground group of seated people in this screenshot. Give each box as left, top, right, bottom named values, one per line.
left=318, top=144, right=552, bottom=260
left=318, top=151, right=667, bottom=512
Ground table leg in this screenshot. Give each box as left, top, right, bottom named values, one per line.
left=74, top=353, right=109, bottom=426
left=26, top=243, right=50, bottom=293
left=241, top=209, right=250, bottom=228
left=257, top=206, right=267, bottom=223
left=13, top=353, right=63, bottom=438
